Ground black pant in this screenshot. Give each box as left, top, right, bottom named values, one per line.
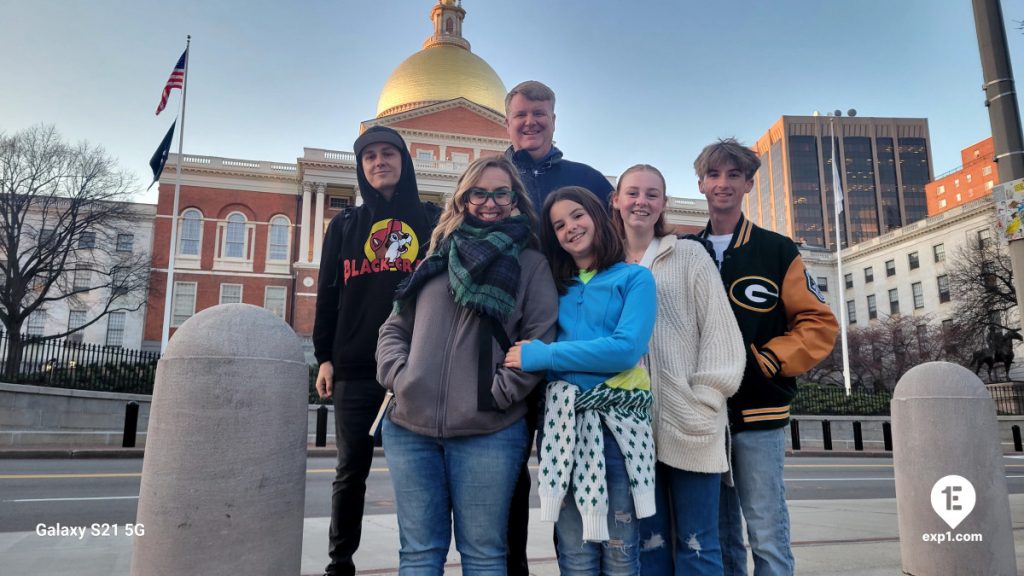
left=506, top=385, right=544, bottom=576
left=326, top=378, right=386, bottom=576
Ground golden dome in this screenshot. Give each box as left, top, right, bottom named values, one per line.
left=376, top=44, right=506, bottom=117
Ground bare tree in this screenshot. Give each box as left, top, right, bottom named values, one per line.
left=805, top=314, right=969, bottom=392
left=946, top=237, right=1018, bottom=349
left=0, top=125, right=150, bottom=378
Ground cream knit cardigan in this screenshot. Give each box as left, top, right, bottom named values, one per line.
left=646, top=236, right=745, bottom=473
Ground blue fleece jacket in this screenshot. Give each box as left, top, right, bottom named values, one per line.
left=504, top=146, right=614, bottom=211
left=520, top=262, right=656, bottom=392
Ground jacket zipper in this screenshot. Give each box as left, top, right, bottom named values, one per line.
left=436, top=303, right=461, bottom=437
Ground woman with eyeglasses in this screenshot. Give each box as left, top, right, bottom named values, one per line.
left=376, top=156, right=559, bottom=573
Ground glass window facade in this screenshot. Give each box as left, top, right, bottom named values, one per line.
left=876, top=137, right=902, bottom=231
left=788, top=136, right=825, bottom=247
left=843, top=137, right=880, bottom=244
left=771, top=141, right=787, bottom=233
left=822, top=137, right=844, bottom=250
left=898, top=137, right=930, bottom=224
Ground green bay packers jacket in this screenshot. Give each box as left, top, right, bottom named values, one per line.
left=699, top=215, right=839, bottom=432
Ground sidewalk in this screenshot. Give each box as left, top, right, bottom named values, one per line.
left=4, top=496, right=1024, bottom=575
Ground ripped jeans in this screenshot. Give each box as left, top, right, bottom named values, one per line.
left=638, top=463, right=722, bottom=575
left=554, top=424, right=640, bottom=575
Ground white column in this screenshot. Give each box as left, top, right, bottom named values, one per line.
left=313, top=182, right=326, bottom=263
left=300, top=182, right=312, bottom=263
left=354, top=185, right=363, bottom=207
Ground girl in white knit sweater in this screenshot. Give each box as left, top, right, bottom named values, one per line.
left=611, top=164, right=746, bottom=576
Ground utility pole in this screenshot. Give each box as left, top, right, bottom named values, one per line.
left=973, top=0, right=1024, bottom=307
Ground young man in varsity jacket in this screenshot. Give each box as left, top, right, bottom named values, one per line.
left=695, top=138, right=838, bottom=576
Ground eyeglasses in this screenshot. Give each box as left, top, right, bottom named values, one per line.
left=467, top=188, right=516, bottom=206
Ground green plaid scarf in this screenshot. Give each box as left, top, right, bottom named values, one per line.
left=394, top=214, right=532, bottom=321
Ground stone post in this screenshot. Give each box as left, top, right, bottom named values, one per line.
left=892, top=361, right=1016, bottom=575
left=131, top=304, right=308, bottom=576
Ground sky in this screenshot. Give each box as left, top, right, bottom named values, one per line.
left=3, top=0, right=1024, bottom=205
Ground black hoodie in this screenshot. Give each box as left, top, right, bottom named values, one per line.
left=312, top=127, right=440, bottom=380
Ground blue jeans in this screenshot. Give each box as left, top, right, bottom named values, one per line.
left=719, top=428, right=793, bottom=576
left=383, top=416, right=529, bottom=576
left=639, top=463, right=722, bottom=575
left=554, top=424, right=640, bottom=576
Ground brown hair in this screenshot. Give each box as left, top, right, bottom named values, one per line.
left=429, top=156, right=539, bottom=255
left=610, top=164, right=669, bottom=239
left=540, top=186, right=624, bottom=294
left=693, top=137, right=761, bottom=180
left=504, top=80, right=556, bottom=116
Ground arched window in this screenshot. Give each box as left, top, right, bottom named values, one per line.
left=179, top=209, right=202, bottom=256
left=225, top=213, right=246, bottom=258
left=268, top=216, right=290, bottom=261
left=446, top=18, right=453, bottom=34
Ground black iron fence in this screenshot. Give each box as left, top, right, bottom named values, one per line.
left=0, top=331, right=159, bottom=394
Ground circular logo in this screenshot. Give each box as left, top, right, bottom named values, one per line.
left=364, top=218, right=420, bottom=267
left=729, top=276, right=780, bottom=312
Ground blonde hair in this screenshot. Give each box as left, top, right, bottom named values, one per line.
left=505, top=80, right=556, bottom=115
left=693, top=138, right=761, bottom=180
left=610, top=164, right=669, bottom=239
left=429, top=156, right=539, bottom=255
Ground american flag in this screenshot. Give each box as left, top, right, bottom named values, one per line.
left=155, top=49, right=187, bottom=115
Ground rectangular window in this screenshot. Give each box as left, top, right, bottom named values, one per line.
left=986, top=180, right=994, bottom=190
left=105, top=311, right=126, bottom=347
left=908, top=252, right=920, bottom=270
left=937, top=185, right=945, bottom=195
left=937, top=275, right=950, bottom=303
left=966, top=173, right=973, bottom=183
left=864, top=266, right=874, bottom=283
left=846, top=300, right=856, bottom=325
left=451, top=152, right=470, bottom=164
left=111, top=266, right=129, bottom=296
left=264, top=286, right=287, bottom=319
left=416, top=150, right=434, bottom=161
left=79, top=231, right=96, bottom=249
left=933, top=243, right=945, bottom=263
left=172, top=282, right=197, bottom=326
left=938, top=199, right=947, bottom=209
left=220, top=283, right=242, bottom=305
left=978, top=229, right=992, bottom=248
left=844, top=273, right=853, bottom=289
left=817, top=277, right=828, bottom=292
left=39, top=228, right=55, bottom=247
left=329, top=196, right=350, bottom=210
left=885, top=259, right=896, bottom=277
left=116, top=233, right=134, bottom=252
left=73, top=267, right=90, bottom=290
left=983, top=166, right=993, bottom=176
left=867, top=294, right=877, bottom=320
left=27, top=309, right=46, bottom=336
left=912, top=282, right=924, bottom=309
left=68, top=309, right=87, bottom=332
left=889, top=288, right=900, bottom=315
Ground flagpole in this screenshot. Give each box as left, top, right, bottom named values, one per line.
left=830, top=113, right=853, bottom=395
left=160, top=36, right=190, bottom=353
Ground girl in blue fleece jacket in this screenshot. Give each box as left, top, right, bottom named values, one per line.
left=505, top=186, right=657, bottom=575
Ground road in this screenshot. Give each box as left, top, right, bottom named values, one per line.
left=4, top=454, right=1024, bottom=533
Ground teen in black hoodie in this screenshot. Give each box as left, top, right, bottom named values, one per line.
left=312, top=126, right=439, bottom=576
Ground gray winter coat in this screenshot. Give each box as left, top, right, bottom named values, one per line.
left=376, top=248, right=558, bottom=437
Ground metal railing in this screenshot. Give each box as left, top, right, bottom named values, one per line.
left=0, top=332, right=159, bottom=394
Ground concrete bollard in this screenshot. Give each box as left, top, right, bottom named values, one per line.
left=892, top=361, right=1016, bottom=575
left=131, top=304, right=308, bottom=576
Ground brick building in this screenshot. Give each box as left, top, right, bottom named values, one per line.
left=925, top=137, right=999, bottom=215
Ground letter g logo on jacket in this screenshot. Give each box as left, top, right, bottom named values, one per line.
left=729, top=276, right=779, bottom=313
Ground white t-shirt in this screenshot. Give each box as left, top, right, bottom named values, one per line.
left=707, top=234, right=733, bottom=270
